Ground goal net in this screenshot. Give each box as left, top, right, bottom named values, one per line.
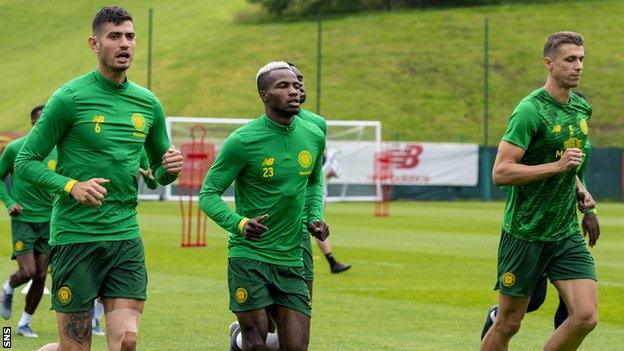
left=138, top=116, right=382, bottom=202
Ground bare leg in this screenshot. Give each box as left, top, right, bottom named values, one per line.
left=36, top=343, right=59, bottom=351
left=10, top=253, right=37, bottom=288
left=315, top=238, right=332, bottom=255
left=24, top=253, right=48, bottom=315
left=481, top=294, right=529, bottom=351
left=315, top=238, right=351, bottom=273
left=56, top=310, right=93, bottom=351
left=553, top=294, right=569, bottom=329
left=102, top=297, right=144, bottom=351
left=544, top=279, right=597, bottom=351
left=272, top=305, right=310, bottom=351
left=236, top=308, right=270, bottom=351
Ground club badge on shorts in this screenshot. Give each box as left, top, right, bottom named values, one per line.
left=235, top=287, right=248, bottom=304
left=58, top=286, right=72, bottom=305
left=502, top=272, right=516, bottom=287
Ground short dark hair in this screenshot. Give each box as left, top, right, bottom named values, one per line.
left=30, top=105, right=44, bottom=118
left=543, top=31, right=583, bottom=58
left=92, top=6, right=133, bottom=34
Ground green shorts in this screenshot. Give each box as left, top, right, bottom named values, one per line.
left=11, top=220, right=51, bottom=259
left=301, top=229, right=314, bottom=282
left=495, top=231, right=596, bottom=297
left=50, top=238, right=147, bottom=312
left=228, top=257, right=311, bottom=317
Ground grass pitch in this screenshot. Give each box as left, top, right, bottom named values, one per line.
left=0, top=201, right=622, bottom=350
left=3, top=0, right=624, bottom=146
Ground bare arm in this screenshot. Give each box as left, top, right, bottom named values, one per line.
left=575, top=176, right=596, bottom=211
left=492, top=141, right=583, bottom=186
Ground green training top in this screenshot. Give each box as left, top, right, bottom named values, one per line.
left=199, top=114, right=325, bottom=266
left=298, top=108, right=327, bottom=238
left=298, top=108, right=327, bottom=135
left=139, top=148, right=158, bottom=190
left=577, top=140, right=591, bottom=187
left=501, top=88, right=591, bottom=242
left=0, top=136, right=57, bottom=223
left=15, top=69, right=177, bottom=245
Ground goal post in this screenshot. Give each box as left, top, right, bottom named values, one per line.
left=137, top=116, right=383, bottom=202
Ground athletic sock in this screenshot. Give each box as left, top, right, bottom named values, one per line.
left=490, top=308, right=497, bottom=322
left=236, top=332, right=242, bottom=348
left=93, top=300, right=104, bottom=321
left=3, top=282, right=13, bottom=295
left=18, top=311, right=32, bottom=327
left=325, top=252, right=337, bottom=266
left=265, top=332, right=279, bottom=350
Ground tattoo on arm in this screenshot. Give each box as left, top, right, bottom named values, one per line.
left=63, top=310, right=92, bottom=346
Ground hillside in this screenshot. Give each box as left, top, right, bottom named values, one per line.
left=1, top=0, right=623, bottom=146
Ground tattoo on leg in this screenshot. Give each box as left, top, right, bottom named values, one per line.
left=63, top=311, right=92, bottom=346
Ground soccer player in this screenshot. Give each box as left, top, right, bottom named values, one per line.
left=0, top=105, right=55, bottom=338
left=15, top=6, right=183, bottom=351
left=90, top=150, right=156, bottom=339
left=289, top=63, right=351, bottom=275
left=480, top=142, right=600, bottom=339
left=200, top=61, right=328, bottom=351
left=481, top=31, right=598, bottom=351
left=228, top=63, right=352, bottom=351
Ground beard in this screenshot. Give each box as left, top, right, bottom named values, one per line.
left=102, top=53, right=132, bottom=72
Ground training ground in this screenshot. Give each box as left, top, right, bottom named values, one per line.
left=0, top=201, right=622, bottom=350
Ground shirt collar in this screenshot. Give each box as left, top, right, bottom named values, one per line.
left=262, top=114, right=297, bottom=134
left=93, top=68, right=129, bottom=92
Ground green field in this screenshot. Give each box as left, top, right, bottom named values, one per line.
left=2, top=0, right=624, bottom=146
left=0, top=201, right=621, bottom=350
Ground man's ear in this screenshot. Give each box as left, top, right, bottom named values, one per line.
left=88, top=35, right=100, bottom=54
left=259, top=91, right=268, bottom=103
left=544, top=56, right=553, bottom=71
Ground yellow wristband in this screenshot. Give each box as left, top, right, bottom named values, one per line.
left=583, top=208, right=597, bottom=215
left=238, top=218, right=249, bottom=234
left=64, top=179, right=78, bottom=193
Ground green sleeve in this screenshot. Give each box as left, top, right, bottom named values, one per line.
left=14, top=92, right=76, bottom=194
left=501, top=101, right=540, bottom=150
left=144, top=97, right=177, bottom=186
left=199, top=133, right=246, bottom=234
left=140, top=148, right=158, bottom=190
left=0, top=144, right=17, bottom=209
left=577, top=140, right=591, bottom=187
left=305, top=140, right=325, bottom=223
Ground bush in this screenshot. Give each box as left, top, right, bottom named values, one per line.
left=248, top=0, right=559, bottom=15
